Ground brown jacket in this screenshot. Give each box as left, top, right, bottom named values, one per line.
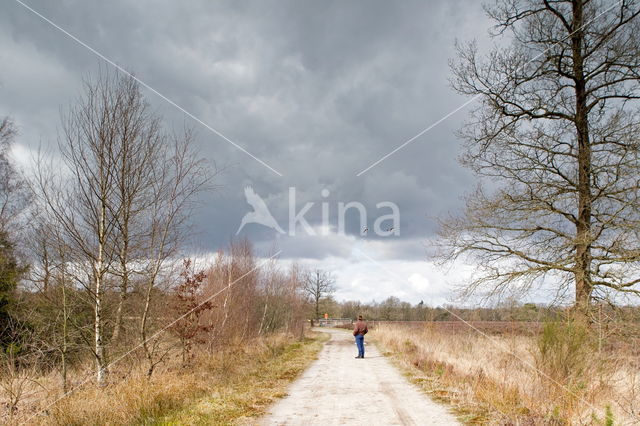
left=353, top=320, right=368, bottom=336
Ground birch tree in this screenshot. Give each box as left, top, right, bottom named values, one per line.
left=440, top=0, right=640, bottom=312
left=109, top=77, right=162, bottom=342
left=35, top=73, right=136, bottom=384
left=34, top=71, right=213, bottom=381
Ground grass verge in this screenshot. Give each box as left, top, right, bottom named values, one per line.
left=39, top=331, right=328, bottom=425
left=155, top=331, right=328, bottom=425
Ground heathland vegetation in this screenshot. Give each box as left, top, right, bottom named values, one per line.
left=372, top=320, right=639, bottom=424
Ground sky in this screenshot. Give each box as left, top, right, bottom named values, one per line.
left=1, top=0, right=505, bottom=305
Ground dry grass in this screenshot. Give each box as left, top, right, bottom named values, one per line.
left=158, top=332, right=329, bottom=424
left=3, top=331, right=327, bottom=425
left=372, top=324, right=639, bottom=425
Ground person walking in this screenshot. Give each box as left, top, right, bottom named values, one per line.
left=353, top=315, right=368, bottom=358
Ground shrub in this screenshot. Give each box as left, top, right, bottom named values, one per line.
left=536, top=320, right=596, bottom=386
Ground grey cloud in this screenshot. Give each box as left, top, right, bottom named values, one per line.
left=2, top=0, right=490, bottom=263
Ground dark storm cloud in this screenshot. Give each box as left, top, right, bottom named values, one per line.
left=1, top=0, right=491, bottom=260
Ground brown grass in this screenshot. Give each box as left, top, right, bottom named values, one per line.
left=371, top=324, right=639, bottom=425
left=4, top=332, right=327, bottom=425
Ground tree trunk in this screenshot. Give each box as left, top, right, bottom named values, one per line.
left=112, top=165, right=131, bottom=342
left=111, top=241, right=129, bottom=342
left=94, top=270, right=106, bottom=385
left=141, top=276, right=154, bottom=378
left=571, top=0, right=593, bottom=312
left=42, top=240, right=50, bottom=292
left=61, top=267, right=68, bottom=393
left=95, top=202, right=107, bottom=385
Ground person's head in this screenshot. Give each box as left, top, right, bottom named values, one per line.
left=358, top=315, right=363, bottom=321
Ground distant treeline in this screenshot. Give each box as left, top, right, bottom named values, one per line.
left=317, top=296, right=640, bottom=323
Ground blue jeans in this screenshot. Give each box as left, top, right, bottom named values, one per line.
left=355, top=334, right=365, bottom=357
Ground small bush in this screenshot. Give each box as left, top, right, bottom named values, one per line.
left=537, top=320, right=595, bottom=385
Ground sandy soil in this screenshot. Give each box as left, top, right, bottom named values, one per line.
left=259, top=328, right=460, bottom=425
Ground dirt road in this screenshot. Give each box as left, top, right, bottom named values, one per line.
left=260, top=328, right=459, bottom=425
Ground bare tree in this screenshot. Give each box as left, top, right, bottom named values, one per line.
left=34, top=72, right=139, bottom=384
left=33, top=70, right=215, bottom=382
left=258, top=257, right=303, bottom=336
left=286, top=264, right=308, bottom=339
left=110, top=80, right=163, bottom=342
left=201, top=239, right=260, bottom=347
left=0, top=347, right=44, bottom=423
left=440, top=0, right=640, bottom=312
left=303, top=269, right=336, bottom=319
left=30, top=217, right=84, bottom=392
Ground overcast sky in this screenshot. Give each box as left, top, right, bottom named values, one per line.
left=1, top=0, right=508, bottom=305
